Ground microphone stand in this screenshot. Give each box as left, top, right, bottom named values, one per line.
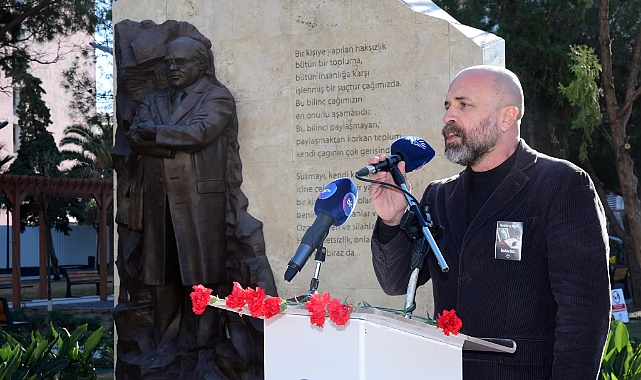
left=308, top=245, right=326, bottom=295
left=389, top=167, right=448, bottom=318
left=287, top=245, right=326, bottom=303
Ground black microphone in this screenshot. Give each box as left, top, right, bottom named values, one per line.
left=284, top=177, right=358, bottom=282
left=355, top=136, right=435, bottom=176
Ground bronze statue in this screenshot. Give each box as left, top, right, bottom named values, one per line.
left=113, top=21, right=276, bottom=380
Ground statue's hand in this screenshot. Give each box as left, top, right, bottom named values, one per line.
left=133, top=119, right=157, bottom=141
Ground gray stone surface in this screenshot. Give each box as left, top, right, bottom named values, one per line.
left=113, top=0, right=504, bottom=317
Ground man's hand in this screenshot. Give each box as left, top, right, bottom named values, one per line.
left=368, top=154, right=409, bottom=226
left=131, top=119, right=157, bottom=141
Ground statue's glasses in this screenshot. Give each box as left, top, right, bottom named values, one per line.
left=163, top=58, right=198, bottom=69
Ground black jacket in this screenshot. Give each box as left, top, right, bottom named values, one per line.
left=372, top=141, right=610, bottom=379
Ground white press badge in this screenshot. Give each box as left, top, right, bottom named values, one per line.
left=495, top=221, right=523, bottom=261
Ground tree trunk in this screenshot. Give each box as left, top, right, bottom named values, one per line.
left=598, top=0, right=641, bottom=306
left=622, top=235, right=640, bottom=301
left=46, top=225, right=60, bottom=280
left=44, top=196, right=61, bottom=280
left=583, top=159, right=641, bottom=304
left=109, top=208, right=114, bottom=274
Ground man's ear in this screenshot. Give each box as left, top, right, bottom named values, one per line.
left=197, top=58, right=208, bottom=72
left=500, top=106, right=519, bottom=132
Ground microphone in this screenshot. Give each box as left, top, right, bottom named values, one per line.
left=355, top=136, right=435, bottom=176
left=284, top=177, right=358, bottom=282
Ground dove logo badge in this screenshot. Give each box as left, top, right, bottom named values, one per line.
left=318, top=182, right=337, bottom=200
left=407, top=136, right=428, bottom=150
left=343, top=193, right=356, bottom=217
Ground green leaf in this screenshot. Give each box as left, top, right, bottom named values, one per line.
left=558, top=44, right=603, bottom=163
left=613, top=348, right=629, bottom=376
left=22, top=337, right=37, bottom=365
left=0, top=344, right=22, bottom=380
left=82, top=326, right=103, bottom=354
left=604, top=347, right=617, bottom=363
left=40, top=359, right=69, bottom=379
left=57, top=324, right=86, bottom=359
left=615, top=322, right=630, bottom=352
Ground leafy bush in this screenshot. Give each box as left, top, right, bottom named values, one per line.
left=48, top=311, right=101, bottom=333
left=600, top=320, right=641, bottom=379
left=6, top=309, right=113, bottom=370
left=0, top=323, right=103, bottom=380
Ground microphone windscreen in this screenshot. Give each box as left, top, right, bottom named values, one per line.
left=391, top=136, right=435, bottom=173
left=314, top=177, right=358, bottom=226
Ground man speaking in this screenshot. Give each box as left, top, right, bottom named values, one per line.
left=367, top=65, right=610, bottom=379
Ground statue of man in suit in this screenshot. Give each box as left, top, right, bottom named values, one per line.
left=128, top=36, right=237, bottom=377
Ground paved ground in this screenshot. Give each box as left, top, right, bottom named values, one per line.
left=22, top=295, right=114, bottom=310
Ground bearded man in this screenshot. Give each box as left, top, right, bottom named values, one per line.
left=367, top=65, right=610, bottom=379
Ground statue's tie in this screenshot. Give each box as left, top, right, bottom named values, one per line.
left=171, top=90, right=185, bottom=113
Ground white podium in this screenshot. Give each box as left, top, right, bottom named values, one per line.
left=262, top=306, right=516, bottom=380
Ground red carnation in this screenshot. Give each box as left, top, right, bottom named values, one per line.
left=306, top=292, right=330, bottom=327
left=437, top=309, right=462, bottom=336
left=327, top=298, right=353, bottom=326
left=226, top=281, right=247, bottom=311
left=190, top=284, right=213, bottom=315
left=306, top=292, right=330, bottom=314
left=309, top=310, right=327, bottom=327
left=246, top=287, right=267, bottom=318
left=262, top=296, right=284, bottom=319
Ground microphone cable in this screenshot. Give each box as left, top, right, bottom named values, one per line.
left=354, top=171, right=421, bottom=207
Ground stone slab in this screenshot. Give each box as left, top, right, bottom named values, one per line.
left=113, top=0, right=504, bottom=316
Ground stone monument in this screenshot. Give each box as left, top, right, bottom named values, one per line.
left=113, top=21, right=276, bottom=379
left=112, top=0, right=504, bottom=376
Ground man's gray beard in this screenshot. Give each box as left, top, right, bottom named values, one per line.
left=443, top=117, right=499, bottom=167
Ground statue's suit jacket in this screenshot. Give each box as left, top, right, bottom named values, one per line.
left=372, top=141, right=611, bottom=379
left=131, top=77, right=235, bottom=286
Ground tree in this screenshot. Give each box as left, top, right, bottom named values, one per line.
left=0, top=1, right=113, bottom=278
left=0, top=0, right=96, bottom=90
left=559, top=3, right=641, bottom=305
left=433, top=0, right=596, bottom=155
left=0, top=143, right=12, bottom=172
left=599, top=0, right=641, bottom=306
left=60, top=58, right=113, bottom=180
left=60, top=116, right=113, bottom=180
left=60, top=47, right=114, bottom=271
left=433, top=0, right=641, bottom=304
left=5, top=70, right=84, bottom=279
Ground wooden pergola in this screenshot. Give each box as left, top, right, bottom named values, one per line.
left=0, top=174, right=113, bottom=308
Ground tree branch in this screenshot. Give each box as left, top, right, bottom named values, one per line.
left=583, top=158, right=628, bottom=240
left=89, top=42, right=112, bottom=55
left=598, top=0, right=620, bottom=121
left=598, top=123, right=614, bottom=149
left=620, top=23, right=641, bottom=120
left=0, top=1, right=59, bottom=39
left=620, top=86, right=641, bottom=118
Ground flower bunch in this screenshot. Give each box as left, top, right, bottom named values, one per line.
left=191, top=282, right=286, bottom=318
left=224, top=281, right=286, bottom=319
left=191, top=283, right=458, bottom=336
left=190, top=284, right=218, bottom=315
left=305, top=292, right=354, bottom=327
left=436, top=309, right=463, bottom=336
